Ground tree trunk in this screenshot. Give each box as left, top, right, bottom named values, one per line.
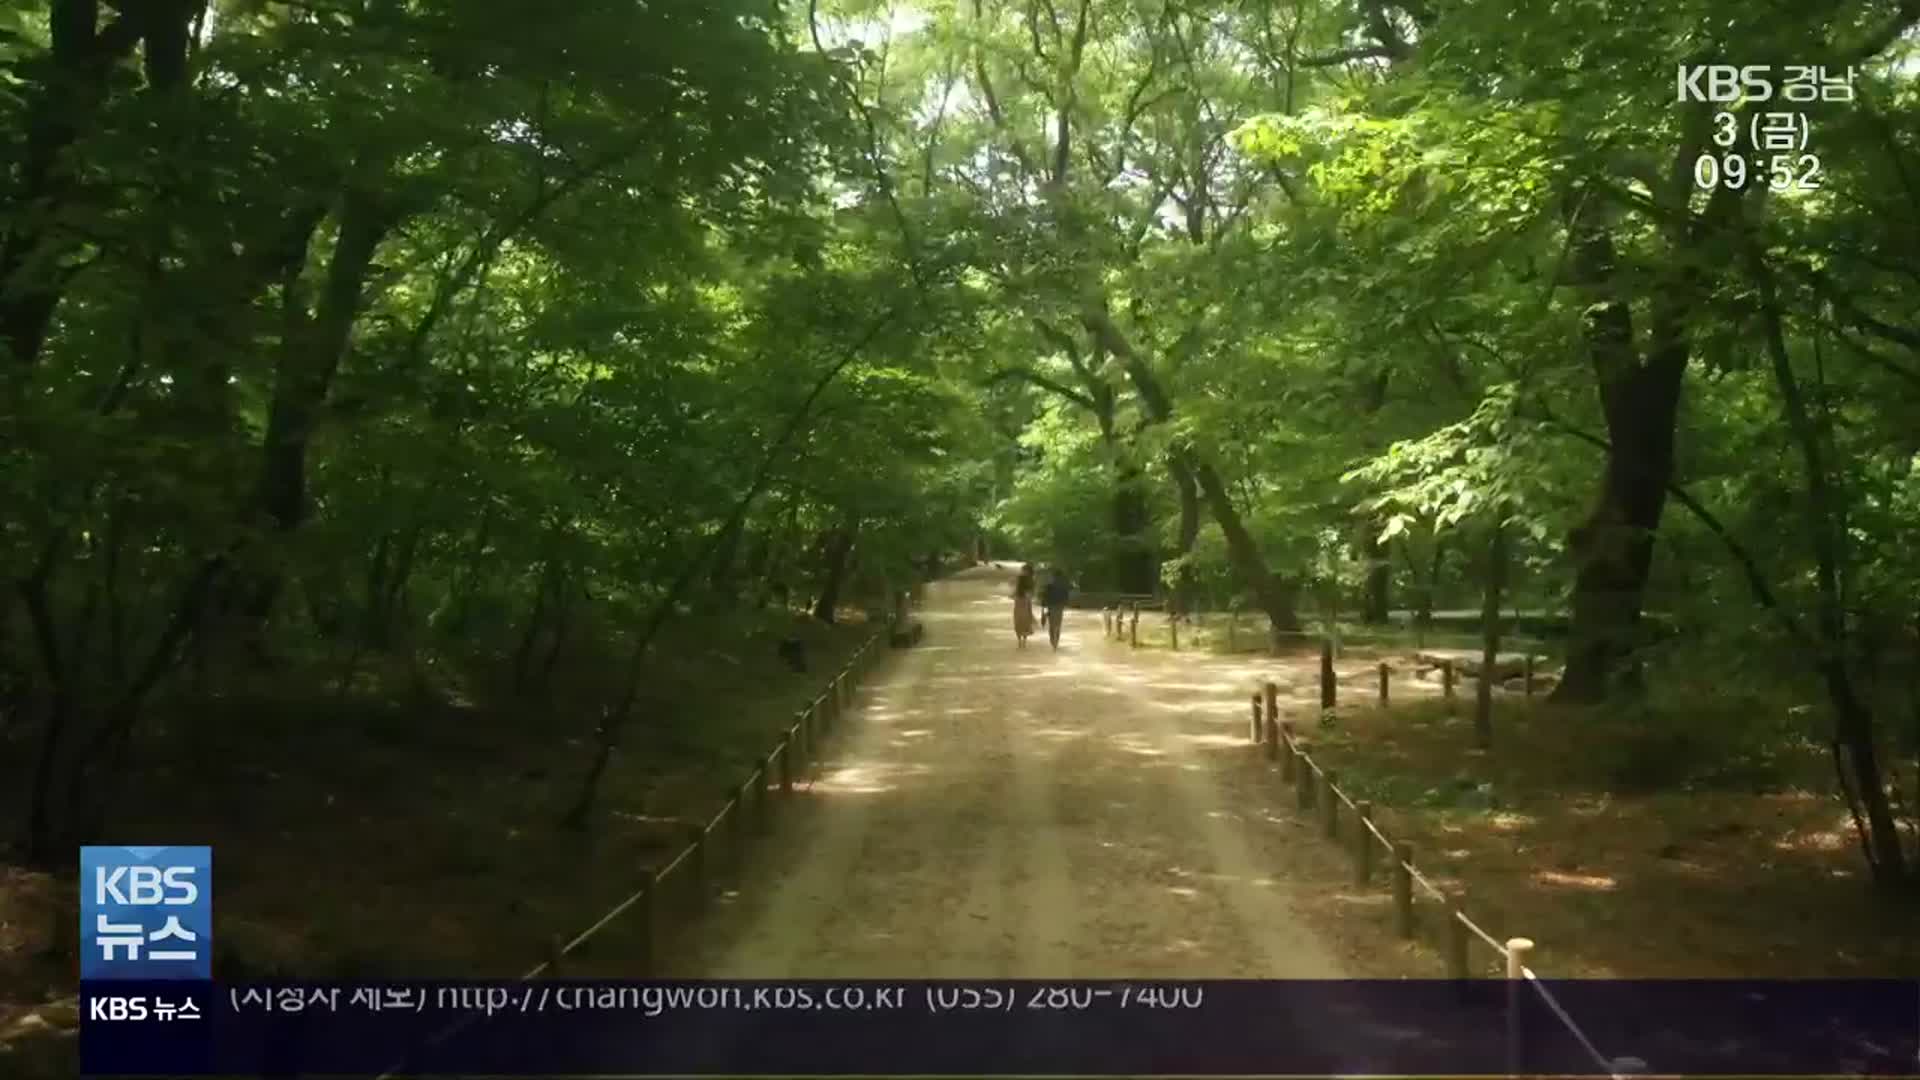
left=1083, top=306, right=1299, bottom=632
left=511, top=571, right=550, bottom=694
left=1112, top=470, right=1156, bottom=593
left=1189, top=452, right=1301, bottom=635
left=1551, top=207, right=1683, bottom=705
left=1476, top=521, right=1508, bottom=749
left=0, top=1, right=150, bottom=370
left=1169, top=451, right=1202, bottom=556
left=1747, top=239, right=1906, bottom=883
left=812, top=521, right=858, bottom=624
left=1362, top=531, right=1391, bottom=624
left=704, top=514, right=747, bottom=611
left=245, top=188, right=395, bottom=622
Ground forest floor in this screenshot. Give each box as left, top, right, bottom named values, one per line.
left=0, top=597, right=880, bottom=1072
left=4, top=562, right=1913, bottom=1073
left=1124, top=621, right=1920, bottom=979
left=1240, top=660, right=1920, bottom=979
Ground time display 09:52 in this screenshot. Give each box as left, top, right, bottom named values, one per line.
left=1694, top=152, right=1822, bottom=191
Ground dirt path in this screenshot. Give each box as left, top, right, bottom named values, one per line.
left=664, top=564, right=1379, bottom=980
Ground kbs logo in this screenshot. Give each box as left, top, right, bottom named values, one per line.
left=80, top=846, right=211, bottom=980
left=1677, top=64, right=1774, bottom=102
left=1678, top=64, right=1857, bottom=104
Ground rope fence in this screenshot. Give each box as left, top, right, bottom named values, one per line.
left=374, top=609, right=903, bottom=1079
left=1106, top=604, right=1558, bottom=729
left=1249, top=679, right=1648, bottom=1080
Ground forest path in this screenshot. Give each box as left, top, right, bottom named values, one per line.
left=662, top=563, right=1350, bottom=979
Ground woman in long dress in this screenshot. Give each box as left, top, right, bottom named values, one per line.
left=1012, top=564, right=1037, bottom=647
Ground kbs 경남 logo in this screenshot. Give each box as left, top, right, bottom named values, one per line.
left=80, top=846, right=211, bottom=980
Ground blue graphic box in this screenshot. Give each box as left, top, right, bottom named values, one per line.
left=80, top=846, right=212, bottom=980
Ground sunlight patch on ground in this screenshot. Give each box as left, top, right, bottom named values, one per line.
left=1532, top=869, right=1618, bottom=890
left=1031, top=727, right=1091, bottom=740
left=1144, top=680, right=1251, bottom=694
left=1175, top=733, right=1246, bottom=749
left=811, top=761, right=930, bottom=795
left=1487, top=812, right=1537, bottom=831
left=1774, top=828, right=1851, bottom=852
left=1166, top=886, right=1199, bottom=898
left=1108, top=738, right=1166, bottom=757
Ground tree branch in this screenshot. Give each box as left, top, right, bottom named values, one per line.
left=985, top=365, right=1098, bottom=411
left=1297, top=44, right=1395, bottom=67
left=1842, top=0, right=1920, bottom=64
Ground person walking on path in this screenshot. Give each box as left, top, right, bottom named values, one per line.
left=1040, top=567, right=1071, bottom=650
left=1012, top=564, right=1037, bottom=648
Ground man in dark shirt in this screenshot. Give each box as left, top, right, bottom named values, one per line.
left=1040, top=568, right=1071, bottom=650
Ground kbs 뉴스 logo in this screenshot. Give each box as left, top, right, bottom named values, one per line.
left=79, top=846, right=211, bottom=980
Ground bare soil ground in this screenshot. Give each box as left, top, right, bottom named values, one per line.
left=648, top=564, right=1411, bottom=980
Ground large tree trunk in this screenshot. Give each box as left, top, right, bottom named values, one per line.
left=1188, top=452, right=1301, bottom=635
left=1112, top=469, right=1156, bottom=593
left=811, top=519, right=858, bottom=624
left=1168, top=452, right=1201, bottom=556
left=245, top=188, right=394, bottom=622
left=0, top=1, right=148, bottom=371
left=1551, top=203, right=1683, bottom=704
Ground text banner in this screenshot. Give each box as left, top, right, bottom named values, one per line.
left=80, top=978, right=1918, bottom=1076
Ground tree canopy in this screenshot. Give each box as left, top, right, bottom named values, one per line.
left=3, top=0, right=1918, bottom=888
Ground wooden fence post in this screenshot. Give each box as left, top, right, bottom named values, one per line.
left=1228, top=607, right=1238, bottom=652
left=1446, top=899, right=1470, bottom=982
left=1103, top=608, right=1113, bottom=637
left=1353, top=801, right=1373, bottom=885
left=1506, top=937, right=1534, bottom=1078
left=1250, top=693, right=1262, bottom=743
left=1279, top=722, right=1296, bottom=781
left=1378, top=662, right=1390, bottom=706
left=1524, top=653, right=1536, bottom=698
left=1320, top=637, right=1336, bottom=710
left=1442, top=659, right=1456, bottom=711
left=1170, top=614, right=1179, bottom=651
left=1476, top=662, right=1494, bottom=743
left=1322, top=770, right=1339, bottom=838
left=1392, top=842, right=1414, bottom=938
left=1262, top=682, right=1279, bottom=761
left=1129, top=603, right=1139, bottom=647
